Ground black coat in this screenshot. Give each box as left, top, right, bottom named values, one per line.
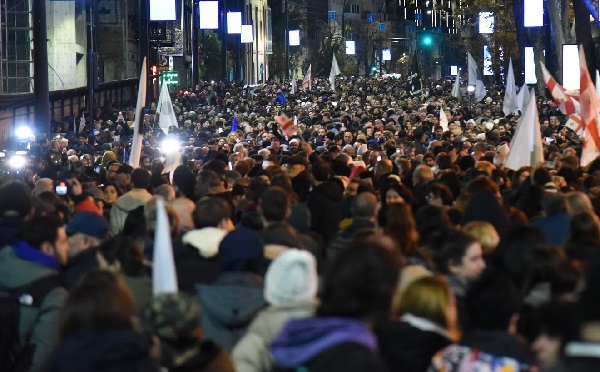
left=307, top=181, right=344, bottom=247
left=376, top=320, right=451, bottom=372
left=48, top=329, right=159, bottom=372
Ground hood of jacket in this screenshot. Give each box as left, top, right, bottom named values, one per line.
left=0, top=245, right=60, bottom=289
left=197, top=272, right=266, bottom=328
left=182, top=227, right=228, bottom=258
left=271, top=317, right=377, bottom=368
left=113, top=188, right=153, bottom=213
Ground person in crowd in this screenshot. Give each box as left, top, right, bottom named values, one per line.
left=377, top=275, right=458, bottom=371
left=270, top=238, right=402, bottom=371
left=178, top=197, right=233, bottom=293
left=431, top=270, right=537, bottom=370
left=196, top=227, right=267, bottom=351
left=327, top=191, right=378, bottom=267
left=47, top=270, right=159, bottom=371
left=0, top=215, right=69, bottom=372
left=63, top=211, right=111, bottom=289
left=232, top=249, right=317, bottom=372
left=110, top=168, right=153, bottom=235
left=141, top=293, right=235, bottom=372
left=307, top=160, right=344, bottom=246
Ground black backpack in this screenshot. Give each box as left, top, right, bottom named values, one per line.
left=0, top=276, right=61, bottom=372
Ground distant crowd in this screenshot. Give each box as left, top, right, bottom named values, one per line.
left=0, top=74, right=599, bottom=371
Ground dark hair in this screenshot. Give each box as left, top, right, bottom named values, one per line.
left=384, top=203, right=420, bottom=257
left=533, top=301, right=581, bottom=347
left=202, top=159, right=227, bottom=175
left=193, top=197, right=232, bottom=228
left=317, top=240, right=401, bottom=320
left=98, top=235, right=148, bottom=277
left=19, top=215, right=63, bottom=250
left=102, top=182, right=124, bottom=198
left=260, top=186, right=290, bottom=223
left=0, top=181, right=31, bottom=219
left=415, top=205, right=451, bottom=247
left=492, top=224, right=549, bottom=287
left=466, top=269, right=520, bottom=330
left=130, top=168, right=151, bottom=189
left=427, top=183, right=454, bottom=206
left=59, top=270, right=134, bottom=341
left=567, top=212, right=600, bottom=247
left=311, top=160, right=331, bottom=182
left=431, top=229, right=477, bottom=275
left=195, top=169, right=223, bottom=198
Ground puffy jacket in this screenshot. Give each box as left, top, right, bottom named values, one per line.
left=110, top=188, right=153, bottom=235
left=0, top=244, right=68, bottom=372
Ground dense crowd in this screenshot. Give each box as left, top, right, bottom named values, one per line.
left=1, top=74, right=600, bottom=371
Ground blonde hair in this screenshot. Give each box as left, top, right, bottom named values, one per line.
left=394, top=276, right=459, bottom=339
left=463, top=221, right=500, bottom=256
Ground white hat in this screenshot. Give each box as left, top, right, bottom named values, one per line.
left=265, top=249, right=317, bottom=306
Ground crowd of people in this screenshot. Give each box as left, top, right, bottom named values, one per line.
left=1, top=74, right=600, bottom=371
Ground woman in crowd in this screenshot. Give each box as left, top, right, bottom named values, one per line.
left=377, top=275, right=458, bottom=371
left=48, top=270, right=159, bottom=371
left=270, top=239, right=402, bottom=371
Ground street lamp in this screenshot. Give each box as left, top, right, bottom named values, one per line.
left=467, top=85, right=475, bottom=111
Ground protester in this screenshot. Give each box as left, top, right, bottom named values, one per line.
left=48, top=270, right=159, bottom=372
left=0, top=215, right=69, bottom=372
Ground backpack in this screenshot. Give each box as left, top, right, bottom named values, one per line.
left=0, top=275, right=61, bottom=372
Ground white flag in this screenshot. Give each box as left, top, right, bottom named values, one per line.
left=439, top=108, right=449, bottom=132
left=291, top=73, right=297, bottom=95
left=451, top=71, right=461, bottom=98
left=468, top=52, right=487, bottom=102
left=516, top=83, right=530, bottom=114
left=302, top=64, right=312, bottom=91
left=153, top=198, right=179, bottom=295
left=129, top=57, right=147, bottom=169
left=503, top=58, right=518, bottom=115
left=156, top=84, right=178, bottom=135
left=504, top=90, right=544, bottom=170
left=329, top=54, right=341, bottom=91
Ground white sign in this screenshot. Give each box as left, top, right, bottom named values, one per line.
left=479, top=12, right=494, bottom=34
left=199, top=1, right=219, bottom=30
left=227, top=12, right=242, bottom=34
left=524, top=47, right=537, bottom=84
left=345, top=41, right=355, bottom=55
left=524, top=0, right=544, bottom=27
left=150, top=0, right=176, bottom=21
left=241, top=25, right=254, bottom=43
left=289, top=30, right=300, bottom=46
left=563, top=45, right=580, bottom=90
